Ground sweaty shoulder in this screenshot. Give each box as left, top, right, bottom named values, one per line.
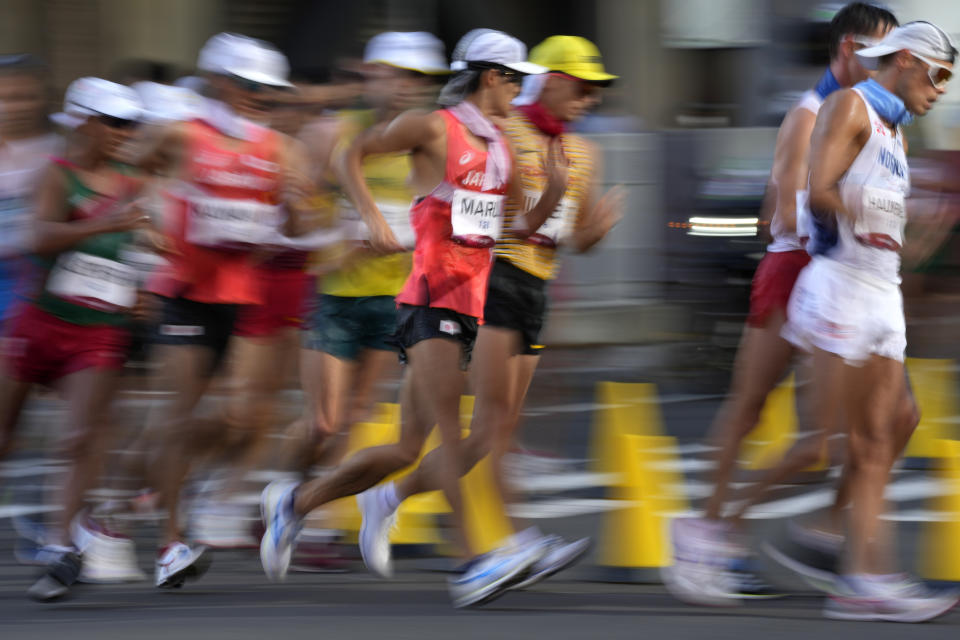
left=820, top=88, right=868, bottom=124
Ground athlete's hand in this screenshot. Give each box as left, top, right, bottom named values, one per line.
left=138, top=227, right=179, bottom=256
left=590, top=185, right=625, bottom=235
left=102, top=200, right=152, bottom=234
left=128, top=291, right=159, bottom=323
left=544, top=137, right=570, bottom=197
left=366, top=217, right=405, bottom=255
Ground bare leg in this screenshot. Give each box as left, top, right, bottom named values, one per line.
left=0, top=374, right=32, bottom=461
left=292, top=367, right=430, bottom=515
left=217, top=328, right=299, bottom=496
left=704, top=311, right=795, bottom=520
left=394, top=328, right=522, bottom=556
left=491, top=352, right=539, bottom=533
left=843, top=354, right=902, bottom=575
left=153, top=345, right=216, bottom=545
left=53, top=368, right=120, bottom=545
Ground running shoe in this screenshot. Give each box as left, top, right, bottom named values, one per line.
left=27, top=547, right=82, bottom=602
left=448, top=543, right=545, bottom=608
left=259, top=480, right=301, bottom=582
left=661, top=517, right=741, bottom=606
left=155, top=541, right=211, bottom=589
left=824, top=575, right=959, bottom=622
left=357, top=485, right=398, bottom=579
left=511, top=535, right=591, bottom=590
left=72, top=516, right=145, bottom=584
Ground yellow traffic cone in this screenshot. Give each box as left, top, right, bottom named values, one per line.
left=596, top=433, right=672, bottom=582
left=905, top=358, right=958, bottom=462
left=918, top=439, right=960, bottom=581
left=589, top=382, right=666, bottom=474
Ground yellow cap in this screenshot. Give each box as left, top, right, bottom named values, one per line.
left=529, top=36, right=617, bottom=84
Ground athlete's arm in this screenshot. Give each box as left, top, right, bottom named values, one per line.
left=509, top=137, right=568, bottom=239
left=808, top=90, right=870, bottom=224
left=339, top=110, right=443, bottom=254
left=278, top=134, right=335, bottom=237
left=570, top=140, right=623, bottom=253
left=136, top=121, right=187, bottom=177
left=764, top=106, right=817, bottom=235
left=31, top=164, right=146, bottom=255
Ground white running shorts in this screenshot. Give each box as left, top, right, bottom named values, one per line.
left=781, top=256, right=905, bottom=365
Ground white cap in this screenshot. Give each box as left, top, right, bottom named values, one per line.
left=197, top=32, right=293, bottom=88
left=52, top=77, right=143, bottom=129
left=449, top=30, right=547, bottom=75
left=133, top=81, right=204, bottom=123
left=363, top=31, right=449, bottom=75
left=856, top=21, right=957, bottom=70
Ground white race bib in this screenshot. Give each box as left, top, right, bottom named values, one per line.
left=795, top=190, right=810, bottom=241
left=340, top=200, right=415, bottom=249
left=119, top=248, right=169, bottom=286
left=856, top=186, right=906, bottom=250
left=0, top=197, right=33, bottom=258
left=186, top=195, right=280, bottom=248
left=522, top=189, right=576, bottom=248
left=46, top=252, right=138, bottom=309
left=451, top=189, right=504, bottom=248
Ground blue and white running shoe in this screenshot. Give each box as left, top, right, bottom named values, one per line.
left=259, top=480, right=302, bottom=582
left=357, top=486, right=398, bottom=579
left=448, top=543, right=545, bottom=608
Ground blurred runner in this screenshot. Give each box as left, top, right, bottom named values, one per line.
left=289, top=32, right=447, bottom=475
left=0, top=78, right=154, bottom=600
left=260, top=29, right=561, bottom=608
left=664, top=2, right=901, bottom=606
left=140, top=33, right=324, bottom=589
left=0, top=55, right=63, bottom=460
left=386, top=35, right=622, bottom=591
left=782, top=21, right=959, bottom=622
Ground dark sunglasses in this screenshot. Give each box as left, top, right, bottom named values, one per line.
left=467, top=61, right=524, bottom=85
left=498, top=69, right=523, bottom=85
left=100, top=115, right=138, bottom=129
left=231, top=75, right=269, bottom=93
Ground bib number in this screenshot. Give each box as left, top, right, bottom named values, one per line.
left=522, top=190, right=576, bottom=248
left=46, top=252, right=137, bottom=310
left=340, top=200, right=415, bottom=249
left=856, top=186, right=905, bottom=251
left=186, top=196, right=280, bottom=249
left=451, top=189, right=504, bottom=248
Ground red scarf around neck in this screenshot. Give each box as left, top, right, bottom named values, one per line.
left=518, top=102, right=566, bottom=137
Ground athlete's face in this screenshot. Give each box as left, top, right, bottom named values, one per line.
left=215, top=74, right=277, bottom=122
left=899, top=52, right=953, bottom=116
left=0, top=73, right=46, bottom=138
left=365, top=64, right=437, bottom=112
left=539, top=73, right=602, bottom=122
left=87, top=115, right=139, bottom=161
left=491, top=68, right=522, bottom=117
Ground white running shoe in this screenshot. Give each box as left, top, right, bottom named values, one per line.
left=661, top=518, right=742, bottom=607
left=72, top=517, right=145, bottom=584
left=155, top=541, right=210, bottom=589
left=511, top=535, right=591, bottom=590
left=357, top=486, right=398, bottom=579
left=259, top=480, right=301, bottom=582
left=448, top=543, right=545, bottom=608
left=824, top=575, right=960, bottom=623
